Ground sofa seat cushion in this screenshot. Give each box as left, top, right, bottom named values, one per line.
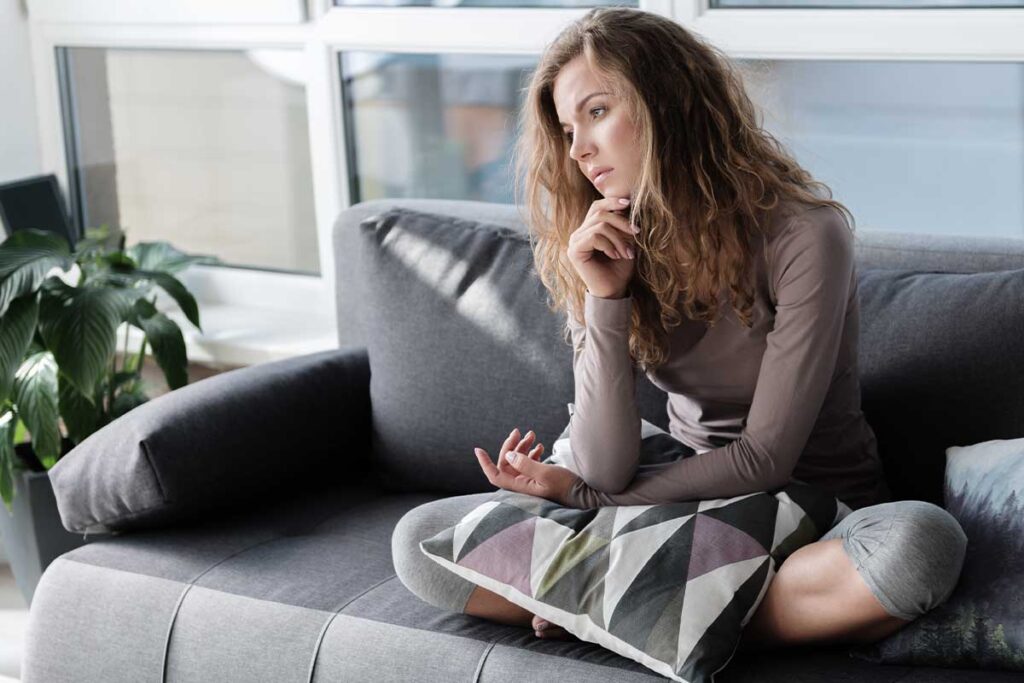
left=23, top=480, right=1015, bottom=683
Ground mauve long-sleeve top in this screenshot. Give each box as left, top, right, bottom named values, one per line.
left=561, top=200, right=893, bottom=512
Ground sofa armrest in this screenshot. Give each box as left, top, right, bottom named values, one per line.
left=48, top=347, right=372, bottom=535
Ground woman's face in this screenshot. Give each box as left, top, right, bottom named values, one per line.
left=552, top=55, right=642, bottom=200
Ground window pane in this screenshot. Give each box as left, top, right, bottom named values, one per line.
left=60, top=47, right=320, bottom=274
left=737, top=59, right=1023, bottom=238
left=339, top=53, right=1022, bottom=238
left=713, top=0, right=1021, bottom=7
left=340, top=52, right=536, bottom=204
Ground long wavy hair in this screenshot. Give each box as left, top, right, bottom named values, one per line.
left=512, top=7, right=855, bottom=371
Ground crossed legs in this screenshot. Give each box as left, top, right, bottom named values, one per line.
left=397, top=497, right=965, bottom=650
left=464, top=537, right=911, bottom=647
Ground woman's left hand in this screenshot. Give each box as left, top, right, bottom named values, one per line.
left=474, top=427, right=580, bottom=507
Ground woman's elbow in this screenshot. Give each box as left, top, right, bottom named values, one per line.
left=759, top=460, right=795, bottom=492
left=574, top=457, right=638, bottom=494
left=567, top=425, right=641, bottom=493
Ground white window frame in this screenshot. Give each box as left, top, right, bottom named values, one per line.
left=25, top=0, right=1023, bottom=366
left=672, top=0, right=1024, bottom=60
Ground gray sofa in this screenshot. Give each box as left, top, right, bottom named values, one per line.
left=22, top=198, right=1024, bottom=682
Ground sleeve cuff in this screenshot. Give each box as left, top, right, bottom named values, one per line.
left=564, top=475, right=591, bottom=509
left=584, top=290, right=633, bottom=329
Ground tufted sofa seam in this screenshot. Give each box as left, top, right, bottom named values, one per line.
left=306, top=573, right=401, bottom=682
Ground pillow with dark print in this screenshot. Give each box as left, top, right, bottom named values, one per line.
left=420, top=412, right=847, bottom=682
left=850, top=437, right=1024, bottom=671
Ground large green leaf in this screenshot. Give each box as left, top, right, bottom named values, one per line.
left=126, top=242, right=218, bottom=274
left=73, top=225, right=119, bottom=260
left=0, top=293, right=39, bottom=406
left=143, top=271, right=201, bottom=330
left=0, top=411, right=16, bottom=512
left=130, top=298, right=187, bottom=390
left=98, top=268, right=201, bottom=330
left=38, top=280, right=138, bottom=397
left=58, top=373, right=101, bottom=444
left=13, top=416, right=28, bottom=445
left=110, top=387, right=148, bottom=420
left=0, top=230, right=72, bottom=317
left=13, top=350, right=60, bottom=468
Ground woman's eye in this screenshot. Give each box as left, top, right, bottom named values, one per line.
left=565, top=108, right=604, bottom=143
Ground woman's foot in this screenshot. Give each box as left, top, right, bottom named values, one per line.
left=532, top=613, right=578, bottom=640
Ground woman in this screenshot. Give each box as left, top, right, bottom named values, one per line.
left=391, top=7, right=967, bottom=651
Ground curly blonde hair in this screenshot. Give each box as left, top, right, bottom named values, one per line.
left=512, top=7, right=855, bottom=371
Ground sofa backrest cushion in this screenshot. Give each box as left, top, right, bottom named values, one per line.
left=857, top=267, right=1024, bottom=505
left=355, top=208, right=667, bottom=495
left=352, top=204, right=1024, bottom=503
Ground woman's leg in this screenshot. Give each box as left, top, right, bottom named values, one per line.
left=391, top=492, right=515, bottom=615
left=392, top=492, right=561, bottom=634
left=739, top=499, right=968, bottom=652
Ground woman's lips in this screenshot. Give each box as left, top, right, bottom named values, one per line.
left=594, top=169, right=613, bottom=186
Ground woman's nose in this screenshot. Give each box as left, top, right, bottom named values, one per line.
left=570, top=137, right=593, bottom=162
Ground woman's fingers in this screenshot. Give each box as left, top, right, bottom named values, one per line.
left=498, top=427, right=525, bottom=474
left=474, top=448, right=499, bottom=481
left=476, top=447, right=522, bottom=491
left=515, top=431, right=535, bottom=453
left=580, top=216, right=635, bottom=261
left=592, top=233, right=623, bottom=260
left=499, top=428, right=533, bottom=475
left=586, top=206, right=635, bottom=239
left=529, top=443, right=544, bottom=461
left=475, top=437, right=547, bottom=494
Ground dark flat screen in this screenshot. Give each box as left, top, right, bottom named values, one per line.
left=0, top=174, right=75, bottom=245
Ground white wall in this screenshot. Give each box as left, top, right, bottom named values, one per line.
left=0, top=0, right=42, bottom=565
left=0, top=0, right=41, bottom=186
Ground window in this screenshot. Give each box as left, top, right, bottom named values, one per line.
left=26, top=2, right=1023, bottom=363
left=340, top=52, right=535, bottom=204
left=60, top=46, right=320, bottom=274
left=737, top=59, right=1023, bottom=237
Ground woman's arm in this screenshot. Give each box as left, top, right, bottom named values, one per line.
left=564, top=207, right=854, bottom=508
left=564, top=289, right=642, bottom=493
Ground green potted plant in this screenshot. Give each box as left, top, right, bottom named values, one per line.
left=0, top=225, right=217, bottom=603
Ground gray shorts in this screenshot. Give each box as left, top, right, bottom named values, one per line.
left=819, top=499, right=967, bottom=621
left=392, top=494, right=967, bottom=623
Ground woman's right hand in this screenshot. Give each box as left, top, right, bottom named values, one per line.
left=566, top=196, right=639, bottom=300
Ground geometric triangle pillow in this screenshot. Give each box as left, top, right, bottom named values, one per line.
left=420, top=416, right=847, bottom=683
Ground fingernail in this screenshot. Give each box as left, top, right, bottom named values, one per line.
left=626, top=248, right=634, bottom=259
left=505, top=451, right=518, bottom=464
left=536, top=619, right=549, bottom=629
left=631, top=225, right=640, bottom=234
left=619, top=198, right=630, bottom=205
left=511, top=427, right=519, bottom=437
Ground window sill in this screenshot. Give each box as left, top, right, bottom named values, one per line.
left=122, top=301, right=337, bottom=367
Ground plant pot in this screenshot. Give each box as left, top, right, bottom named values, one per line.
left=0, top=442, right=99, bottom=606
